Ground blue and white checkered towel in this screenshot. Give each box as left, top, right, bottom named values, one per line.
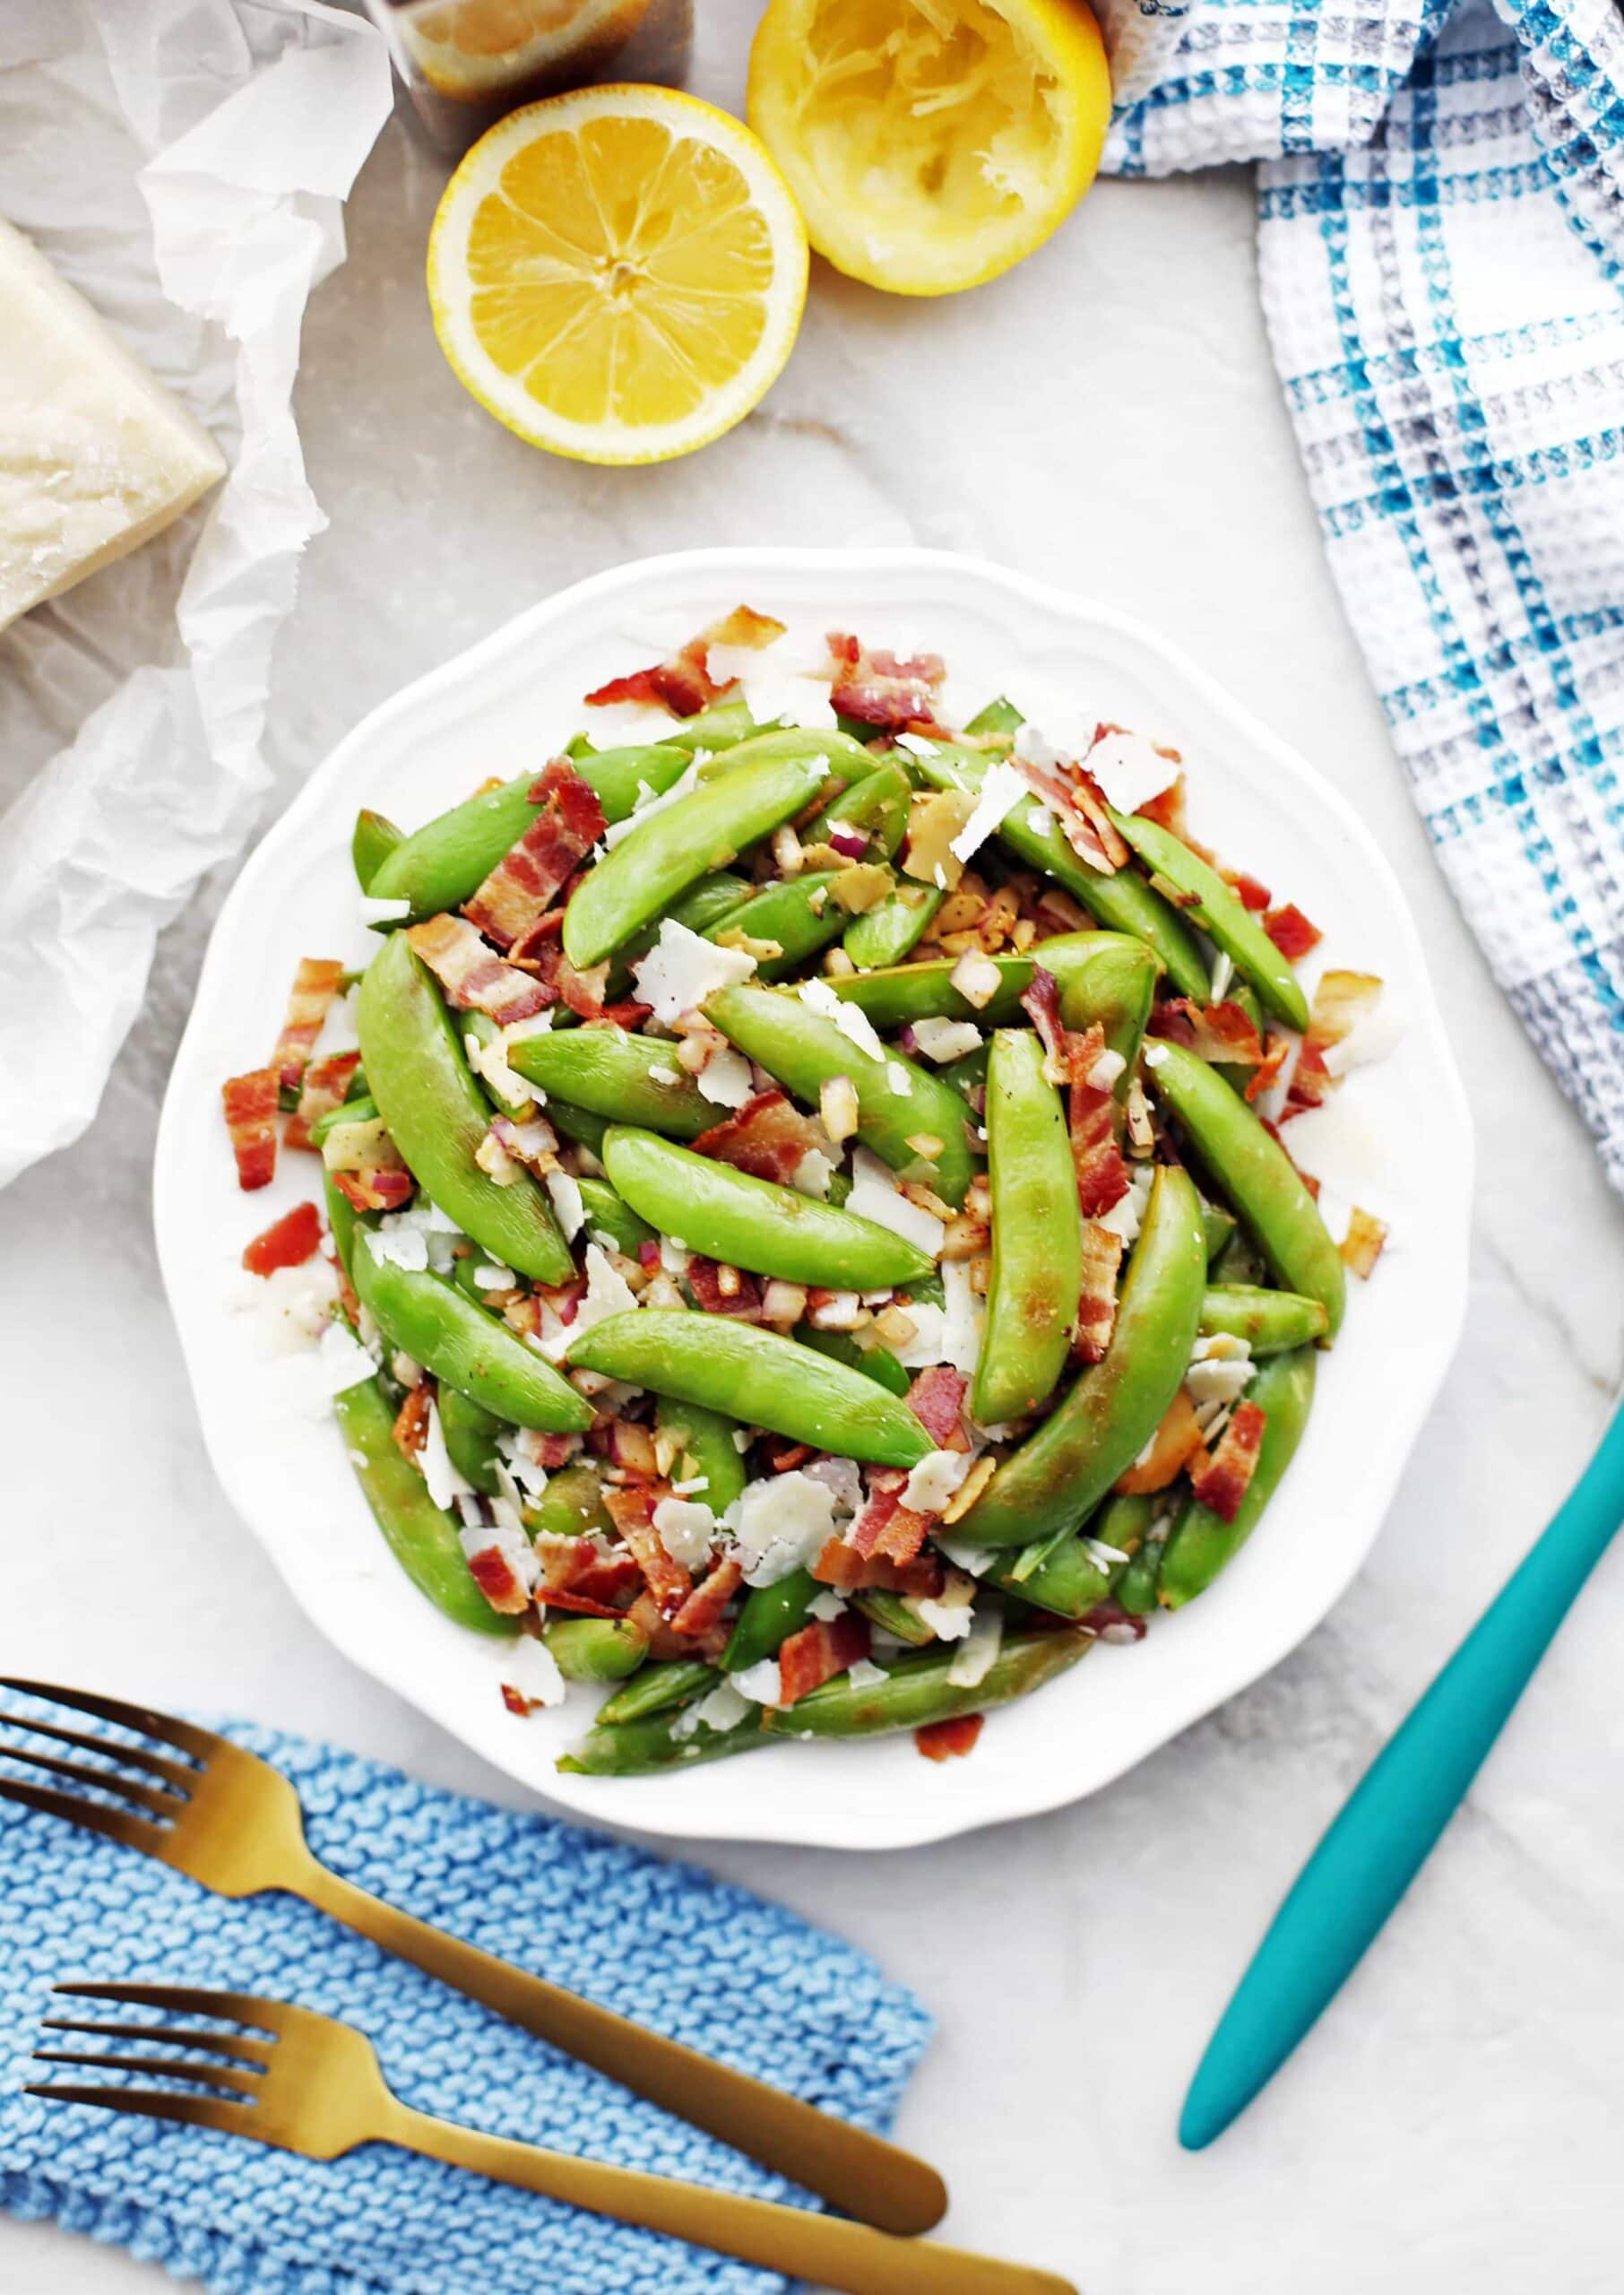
left=0, top=1719, right=930, bottom=2295
left=1101, top=0, right=1624, bottom=1187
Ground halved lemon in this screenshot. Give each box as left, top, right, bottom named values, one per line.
left=747, top=0, right=1111, bottom=296
left=428, top=86, right=809, bottom=465
left=399, top=0, right=649, bottom=100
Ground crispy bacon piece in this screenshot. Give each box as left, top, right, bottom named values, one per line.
left=825, top=631, right=946, bottom=732
left=272, top=957, right=345, bottom=1093
left=812, top=1537, right=944, bottom=1596
left=1188, top=1399, right=1266, bottom=1522
left=1134, top=775, right=1188, bottom=838
left=1115, top=1385, right=1204, bottom=1494
left=1286, top=969, right=1384, bottom=1116
left=331, top=1167, right=414, bottom=1213
left=1074, top=1221, right=1126, bottom=1364
left=907, top=1365, right=967, bottom=1448
left=392, top=1384, right=430, bottom=1462
left=765, top=1440, right=816, bottom=1473
left=916, top=1714, right=984, bottom=1762
left=221, top=1068, right=281, bottom=1191
left=406, top=914, right=550, bottom=1025
left=1013, top=757, right=1128, bottom=874
left=241, top=1200, right=324, bottom=1277
left=585, top=605, right=786, bottom=714
left=692, top=1088, right=826, bottom=1185
left=1264, top=902, right=1322, bottom=960
left=778, top=1612, right=872, bottom=1705
left=1341, top=1205, right=1388, bottom=1277
left=466, top=1543, right=533, bottom=1615
left=1070, top=1079, right=1129, bottom=1222
left=523, top=934, right=620, bottom=1019
left=534, top=1585, right=623, bottom=1619
left=1227, top=870, right=1272, bottom=913
left=848, top=1470, right=935, bottom=1568
left=285, top=1049, right=361, bottom=1152
left=462, top=759, right=605, bottom=950
left=1150, top=998, right=1265, bottom=1068
left=670, top=1557, right=744, bottom=1641
left=1246, top=1037, right=1290, bottom=1104
left=603, top=1483, right=692, bottom=1617
left=687, top=1255, right=764, bottom=1321
left=567, top=1553, right=643, bottom=1607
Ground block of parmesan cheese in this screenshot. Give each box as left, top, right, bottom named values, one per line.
left=0, top=217, right=227, bottom=632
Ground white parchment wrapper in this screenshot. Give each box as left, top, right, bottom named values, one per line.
left=0, top=0, right=392, bottom=1189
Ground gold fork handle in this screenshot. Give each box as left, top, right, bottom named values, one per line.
left=384, top=2101, right=1075, bottom=2295
left=298, top=1858, right=946, bottom=2237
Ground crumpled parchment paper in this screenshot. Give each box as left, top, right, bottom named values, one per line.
left=0, top=0, right=393, bottom=1189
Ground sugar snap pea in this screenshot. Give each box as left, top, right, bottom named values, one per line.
left=723, top=1569, right=820, bottom=1673
left=702, top=871, right=851, bottom=980
left=655, top=1394, right=747, bottom=1515
left=660, top=698, right=759, bottom=751
left=1160, top=1346, right=1317, bottom=1606
left=558, top=1702, right=766, bottom=1777
left=1203, top=1204, right=1238, bottom=1265
left=602, top=1125, right=934, bottom=1290
left=596, top=1659, right=719, bottom=1726
left=312, top=1094, right=378, bottom=1148
left=543, top=1615, right=649, bottom=1681
left=842, top=881, right=945, bottom=969
left=958, top=1164, right=1207, bottom=1558
left=1112, top=810, right=1310, bottom=1030
left=436, top=1384, right=503, bottom=1494
left=763, top=1628, right=1093, bottom=1739
left=983, top=1492, right=1158, bottom=1619
left=706, top=982, right=978, bottom=1206
left=563, top=750, right=833, bottom=967
left=802, top=755, right=911, bottom=858
left=566, top=1311, right=933, bottom=1468
left=505, top=1026, right=714, bottom=1138
left=910, top=741, right=1210, bottom=1001
left=574, top=1174, right=655, bottom=1258
left=1116, top=1530, right=1169, bottom=1615
left=546, top=1098, right=609, bottom=1156
left=964, top=697, right=1024, bottom=741
left=525, top=1461, right=614, bottom=1542
left=331, top=1373, right=514, bottom=1637
left=1199, top=1284, right=1329, bottom=1353
left=851, top=1589, right=937, bottom=1647
left=1144, top=1037, right=1345, bottom=1334
left=358, top=933, right=574, bottom=1284
left=352, top=809, right=402, bottom=892
left=689, top=724, right=877, bottom=782
left=972, top=1029, right=1083, bottom=1425
left=798, top=1325, right=911, bottom=1397
left=367, top=746, right=690, bottom=921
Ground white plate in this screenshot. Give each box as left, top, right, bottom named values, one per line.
left=155, top=547, right=1472, bottom=1850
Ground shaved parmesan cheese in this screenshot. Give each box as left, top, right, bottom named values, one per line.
left=934, top=1531, right=996, bottom=1577
left=419, top=1398, right=473, bottom=1511
left=902, top=1448, right=972, bottom=1512
left=846, top=1658, right=888, bottom=1690
left=358, top=894, right=410, bottom=925
left=652, top=1495, right=717, bottom=1570
left=730, top=1658, right=785, bottom=1706
left=461, top=1511, right=538, bottom=1588
left=544, top=1169, right=584, bottom=1241
left=725, top=1469, right=839, bottom=1587
left=808, top=1588, right=849, bottom=1623
left=1084, top=730, right=1180, bottom=814
left=602, top=757, right=704, bottom=849
left=1186, top=1332, right=1255, bottom=1407
left=885, top=1061, right=911, bottom=1096
left=633, top=918, right=756, bottom=1024
left=791, top=1148, right=834, bottom=1198
left=911, top=1016, right=982, bottom=1064
left=314, top=1318, right=379, bottom=1396
left=497, top=1425, right=557, bottom=1497
left=949, top=758, right=1029, bottom=863
left=908, top=1569, right=977, bottom=1641
left=1098, top=1162, right=1153, bottom=1243
left=691, top=1680, right=753, bottom=1732
left=799, top=974, right=887, bottom=1061
left=941, top=1259, right=984, bottom=1377
left=544, top=1244, right=639, bottom=1361
left=365, top=1225, right=429, bottom=1274
left=695, top=1044, right=755, bottom=1107
left=497, top=1635, right=566, bottom=1713
left=847, top=1146, right=946, bottom=1257
left=948, top=948, right=1001, bottom=1009
left=946, top=1604, right=1003, bottom=1689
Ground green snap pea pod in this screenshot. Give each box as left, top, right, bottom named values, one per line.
left=661, top=698, right=759, bottom=750
left=972, top=1029, right=1083, bottom=1425
left=723, top=1569, right=820, bottom=1672
left=842, top=881, right=945, bottom=970
left=851, top=1589, right=937, bottom=1647
left=1203, top=1204, right=1238, bottom=1265
left=1116, top=1531, right=1169, bottom=1616
left=458, top=1008, right=533, bottom=1119
left=1213, top=978, right=1266, bottom=1096
left=763, top=1627, right=1093, bottom=1740
left=654, top=1395, right=747, bottom=1514
left=802, top=756, right=911, bottom=858
left=574, top=1174, right=655, bottom=1258
left=830, top=931, right=1159, bottom=1081
left=1210, top=1224, right=1267, bottom=1286
left=1111, top=810, right=1310, bottom=1030
left=344, top=1197, right=592, bottom=1434
left=910, top=742, right=1210, bottom=1002
left=352, top=809, right=403, bottom=892
left=546, top=1098, right=609, bottom=1156
left=505, top=1026, right=714, bottom=1139
left=1200, top=1284, right=1330, bottom=1353
left=558, top=1702, right=766, bottom=1777
left=687, top=724, right=876, bottom=782
left=367, top=745, right=691, bottom=921
left=1160, top=1346, right=1317, bottom=1607
left=358, top=933, right=574, bottom=1284
left=983, top=1492, right=1158, bottom=1620
left=525, top=1461, right=613, bottom=1541
left=964, top=696, right=1024, bottom=741
left=958, top=1165, right=1208, bottom=1559
left=542, top=1615, right=650, bottom=1682
left=798, top=1325, right=911, bottom=1397
left=332, top=1373, right=514, bottom=1638
left=1145, top=1037, right=1346, bottom=1335
left=596, top=1659, right=719, bottom=1726
left=344, top=1061, right=371, bottom=1102
left=566, top=1312, right=933, bottom=1468
left=703, top=871, right=851, bottom=980
left=311, top=1094, right=378, bottom=1148
left=602, top=1125, right=934, bottom=1290
left=437, top=1385, right=504, bottom=1494
left=942, top=1042, right=990, bottom=1103
left=563, top=750, right=833, bottom=966
left=705, top=982, right=978, bottom=1207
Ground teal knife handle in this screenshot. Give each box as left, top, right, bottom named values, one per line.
left=1180, top=1394, right=1624, bottom=2149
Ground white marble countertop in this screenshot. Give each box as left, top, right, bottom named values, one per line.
left=7, top=12, right=1624, bottom=2290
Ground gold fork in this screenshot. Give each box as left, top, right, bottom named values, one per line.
left=0, top=1677, right=944, bottom=2235
left=26, top=1983, right=1074, bottom=2295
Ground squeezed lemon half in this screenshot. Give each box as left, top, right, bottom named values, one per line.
left=747, top=0, right=1111, bottom=296
left=428, top=86, right=809, bottom=463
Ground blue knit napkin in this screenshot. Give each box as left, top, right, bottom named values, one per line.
left=1095, top=0, right=1624, bottom=1189
left=0, top=1716, right=931, bottom=2295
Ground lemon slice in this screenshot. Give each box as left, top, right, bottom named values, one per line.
left=399, top=0, right=648, bottom=100
left=747, top=0, right=1110, bottom=296
left=428, top=86, right=809, bottom=465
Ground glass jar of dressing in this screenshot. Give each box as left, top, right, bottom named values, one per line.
left=363, top=0, right=694, bottom=156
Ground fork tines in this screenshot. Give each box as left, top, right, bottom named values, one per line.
left=25, top=1982, right=279, bottom=2130
left=0, top=1676, right=204, bottom=1849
